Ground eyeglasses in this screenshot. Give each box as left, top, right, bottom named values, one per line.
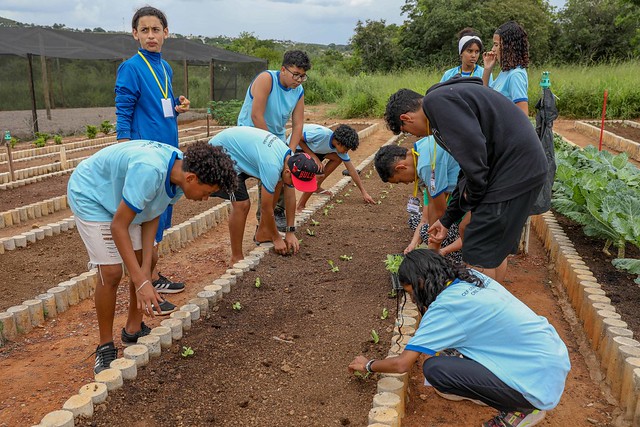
left=283, top=66, right=308, bottom=82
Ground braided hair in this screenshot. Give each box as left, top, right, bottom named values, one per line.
left=398, top=249, right=484, bottom=315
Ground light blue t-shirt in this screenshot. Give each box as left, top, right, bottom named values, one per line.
left=440, top=64, right=492, bottom=84
left=237, top=70, right=304, bottom=142
left=415, top=136, right=460, bottom=198
left=68, top=140, right=184, bottom=223
left=406, top=272, right=571, bottom=411
left=287, top=124, right=350, bottom=162
left=490, top=67, right=529, bottom=104
left=209, top=127, right=290, bottom=194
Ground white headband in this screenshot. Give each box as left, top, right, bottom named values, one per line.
left=458, top=36, right=482, bottom=54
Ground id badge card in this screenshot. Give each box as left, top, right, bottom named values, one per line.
left=161, top=98, right=174, bottom=118
left=406, top=196, right=421, bottom=214
left=429, top=171, right=437, bottom=194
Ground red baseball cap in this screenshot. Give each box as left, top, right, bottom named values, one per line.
left=288, top=153, right=319, bottom=193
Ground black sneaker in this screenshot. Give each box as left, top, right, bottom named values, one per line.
left=342, top=168, right=361, bottom=176
left=274, top=208, right=287, bottom=232
left=93, top=341, right=118, bottom=375
left=151, top=299, right=177, bottom=316
left=152, top=273, right=186, bottom=294
left=121, top=322, right=152, bottom=346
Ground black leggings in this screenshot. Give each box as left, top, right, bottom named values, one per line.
left=423, top=356, right=538, bottom=413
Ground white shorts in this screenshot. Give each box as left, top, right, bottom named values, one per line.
left=75, top=217, right=142, bottom=268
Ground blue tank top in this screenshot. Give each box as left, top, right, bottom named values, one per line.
left=237, top=70, right=304, bottom=142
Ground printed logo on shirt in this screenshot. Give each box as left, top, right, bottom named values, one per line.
left=262, top=134, right=279, bottom=148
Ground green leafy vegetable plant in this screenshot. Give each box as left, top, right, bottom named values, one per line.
left=232, top=301, right=242, bottom=310
left=370, top=329, right=379, bottom=344
left=328, top=260, right=339, bottom=272
left=612, top=258, right=640, bottom=285
left=306, top=228, right=315, bottom=236
left=339, top=255, right=352, bottom=261
left=181, top=346, right=194, bottom=357
left=381, top=308, right=389, bottom=320
left=255, top=277, right=261, bottom=288
left=53, top=135, right=63, bottom=145
left=311, top=219, right=320, bottom=226
left=100, top=120, right=114, bottom=135
left=384, top=254, right=404, bottom=274
left=86, top=125, right=98, bottom=139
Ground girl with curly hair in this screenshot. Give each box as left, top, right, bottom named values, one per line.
left=348, top=249, right=570, bottom=427
left=482, top=21, right=530, bottom=116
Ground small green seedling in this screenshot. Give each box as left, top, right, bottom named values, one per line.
left=311, top=219, right=320, bottom=226
left=336, top=199, right=343, bottom=204
left=377, top=200, right=382, bottom=205
left=371, top=329, right=380, bottom=344
left=353, top=370, right=371, bottom=379
left=384, top=254, right=404, bottom=274
left=181, top=346, right=194, bottom=358
left=389, top=184, right=394, bottom=189
left=328, top=260, right=339, bottom=272
left=344, top=193, right=351, bottom=197
left=232, top=302, right=242, bottom=310
left=339, top=255, right=352, bottom=261
left=380, top=195, right=386, bottom=199
left=323, top=208, right=329, bottom=216
left=388, top=290, right=397, bottom=298
left=327, top=204, right=335, bottom=210
left=381, top=308, right=389, bottom=320
left=306, top=228, right=315, bottom=236
left=255, top=277, right=261, bottom=288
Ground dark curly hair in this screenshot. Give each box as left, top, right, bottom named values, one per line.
left=384, top=89, right=423, bottom=135
left=374, top=145, right=408, bottom=182
left=333, top=125, right=359, bottom=151
left=182, top=142, right=238, bottom=194
left=457, top=27, right=483, bottom=53
left=495, top=21, right=529, bottom=71
left=398, top=249, right=485, bottom=314
left=132, top=6, right=168, bottom=29
left=283, top=50, right=311, bottom=71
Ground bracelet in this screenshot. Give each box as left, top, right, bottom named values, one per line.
left=135, top=280, right=150, bottom=293
left=365, top=359, right=376, bottom=374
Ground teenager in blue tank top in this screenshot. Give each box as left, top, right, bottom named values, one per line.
left=349, top=249, right=570, bottom=427
left=483, top=21, right=530, bottom=116
left=115, top=6, right=191, bottom=295
left=68, top=140, right=236, bottom=374
left=440, top=28, right=492, bottom=84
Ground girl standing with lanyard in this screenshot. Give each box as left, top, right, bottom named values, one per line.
left=482, top=21, right=530, bottom=116
left=441, top=28, right=492, bottom=83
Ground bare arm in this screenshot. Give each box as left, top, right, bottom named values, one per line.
left=249, top=72, right=272, bottom=131
left=345, top=161, right=374, bottom=204
left=348, top=350, right=422, bottom=375
left=515, top=101, right=529, bottom=116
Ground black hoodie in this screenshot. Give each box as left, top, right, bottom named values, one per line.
left=422, top=77, right=547, bottom=228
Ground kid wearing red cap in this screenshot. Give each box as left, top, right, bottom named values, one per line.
left=209, top=127, right=319, bottom=263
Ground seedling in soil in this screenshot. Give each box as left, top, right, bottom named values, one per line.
left=371, top=329, right=380, bottom=344
left=255, top=277, right=261, bottom=288
left=380, top=195, right=386, bottom=199
left=384, top=254, right=404, bottom=274
left=306, top=228, right=315, bottom=236
left=339, top=255, right=352, bottom=261
left=181, top=346, right=195, bottom=358
left=323, top=208, right=329, bottom=216
left=328, top=260, right=340, bottom=272
left=311, top=219, right=320, bottom=226
left=336, top=199, right=343, bottom=204
left=381, top=308, right=389, bottom=320
left=344, top=193, right=351, bottom=197
left=328, top=204, right=335, bottom=210
left=232, top=302, right=242, bottom=310
left=377, top=200, right=382, bottom=205
left=353, top=370, right=371, bottom=379
left=388, top=290, right=397, bottom=298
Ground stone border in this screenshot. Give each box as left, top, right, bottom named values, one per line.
left=575, top=120, right=640, bottom=161
left=0, top=194, right=69, bottom=230
left=26, top=123, right=381, bottom=426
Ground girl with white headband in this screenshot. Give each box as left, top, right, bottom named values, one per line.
left=440, top=28, right=492, bottom=83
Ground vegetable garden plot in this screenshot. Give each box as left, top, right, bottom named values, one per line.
left=83, top=154, right=614, bottom=426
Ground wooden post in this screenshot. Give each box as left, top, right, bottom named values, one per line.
left=26, top=54, right=39, bottom=135
left=59, top=146, right=67, bottom=170
left=56, top=58, right=65, bottom=108
left=6, top=143, right=15, bottom=182
left=47, top=57, right=55, bottom=109
left=209, top=59, right=215, bottom=101
left=183, top=59, right=189, bottom=99
left=39, top=55, right=52, bottom=120
left=599, top=89, right=608, bottom=152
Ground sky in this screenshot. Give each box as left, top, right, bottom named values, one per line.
left=0, top=0, right=567, bottom=46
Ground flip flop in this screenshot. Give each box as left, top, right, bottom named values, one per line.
left=253, top=226, right=273, bottom=246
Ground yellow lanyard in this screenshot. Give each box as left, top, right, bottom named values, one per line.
left=459, top=64, right=477, bottom=76
left=411, top=148, right=420, bottom=198
left=430, top=138, right=437, bottom=174
left=137, top=51, right=169, bottom=99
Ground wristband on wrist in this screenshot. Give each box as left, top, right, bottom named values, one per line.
left=365, top=359, right=376, bottom=374
left=284, top=226, right=296, bottom=233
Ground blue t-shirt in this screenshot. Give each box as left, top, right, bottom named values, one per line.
left=490, top=67, right=529, bottom=104
left=415, top=136, right=460, bottom=198
left=440, top=65, right=492, bottom=84
left=237, top=70, right=304, bottom=142
left=287, top=124, right=350, bottom=162
left=209, top=127, right=290, bottom=194
left=406, top=272, right=570, bottom=411
left=68, top=140, right=184, bottom=223
left=115, top=49, right=180, bottom=147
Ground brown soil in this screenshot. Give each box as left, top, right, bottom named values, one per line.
left=0, top=174, right=70, bottom=212
left=604, top=122, right=640, bottom=143
left=0, top=116, right=627, bottom=426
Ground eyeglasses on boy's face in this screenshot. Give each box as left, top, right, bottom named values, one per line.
left=283, top=66, right=308, bottom=82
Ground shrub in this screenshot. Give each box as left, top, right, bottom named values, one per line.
left=100, top=120, right=114, bottom=135
left=34, top=132, right=50, bottom=141
left=208, top=100, right=243, bottom=126
left=33, top=137, right=46, bottom=148
left=9, top=137, right=19, bottom=148
left=53, top=135, right=63, bottom=145
left=86, top=125, right=98, bottom=139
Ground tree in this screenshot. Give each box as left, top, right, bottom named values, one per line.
left=350, top=20, right=400, bottom=72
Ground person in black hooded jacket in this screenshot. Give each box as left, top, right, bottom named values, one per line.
left=384, top=77, right=546, bottom=282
